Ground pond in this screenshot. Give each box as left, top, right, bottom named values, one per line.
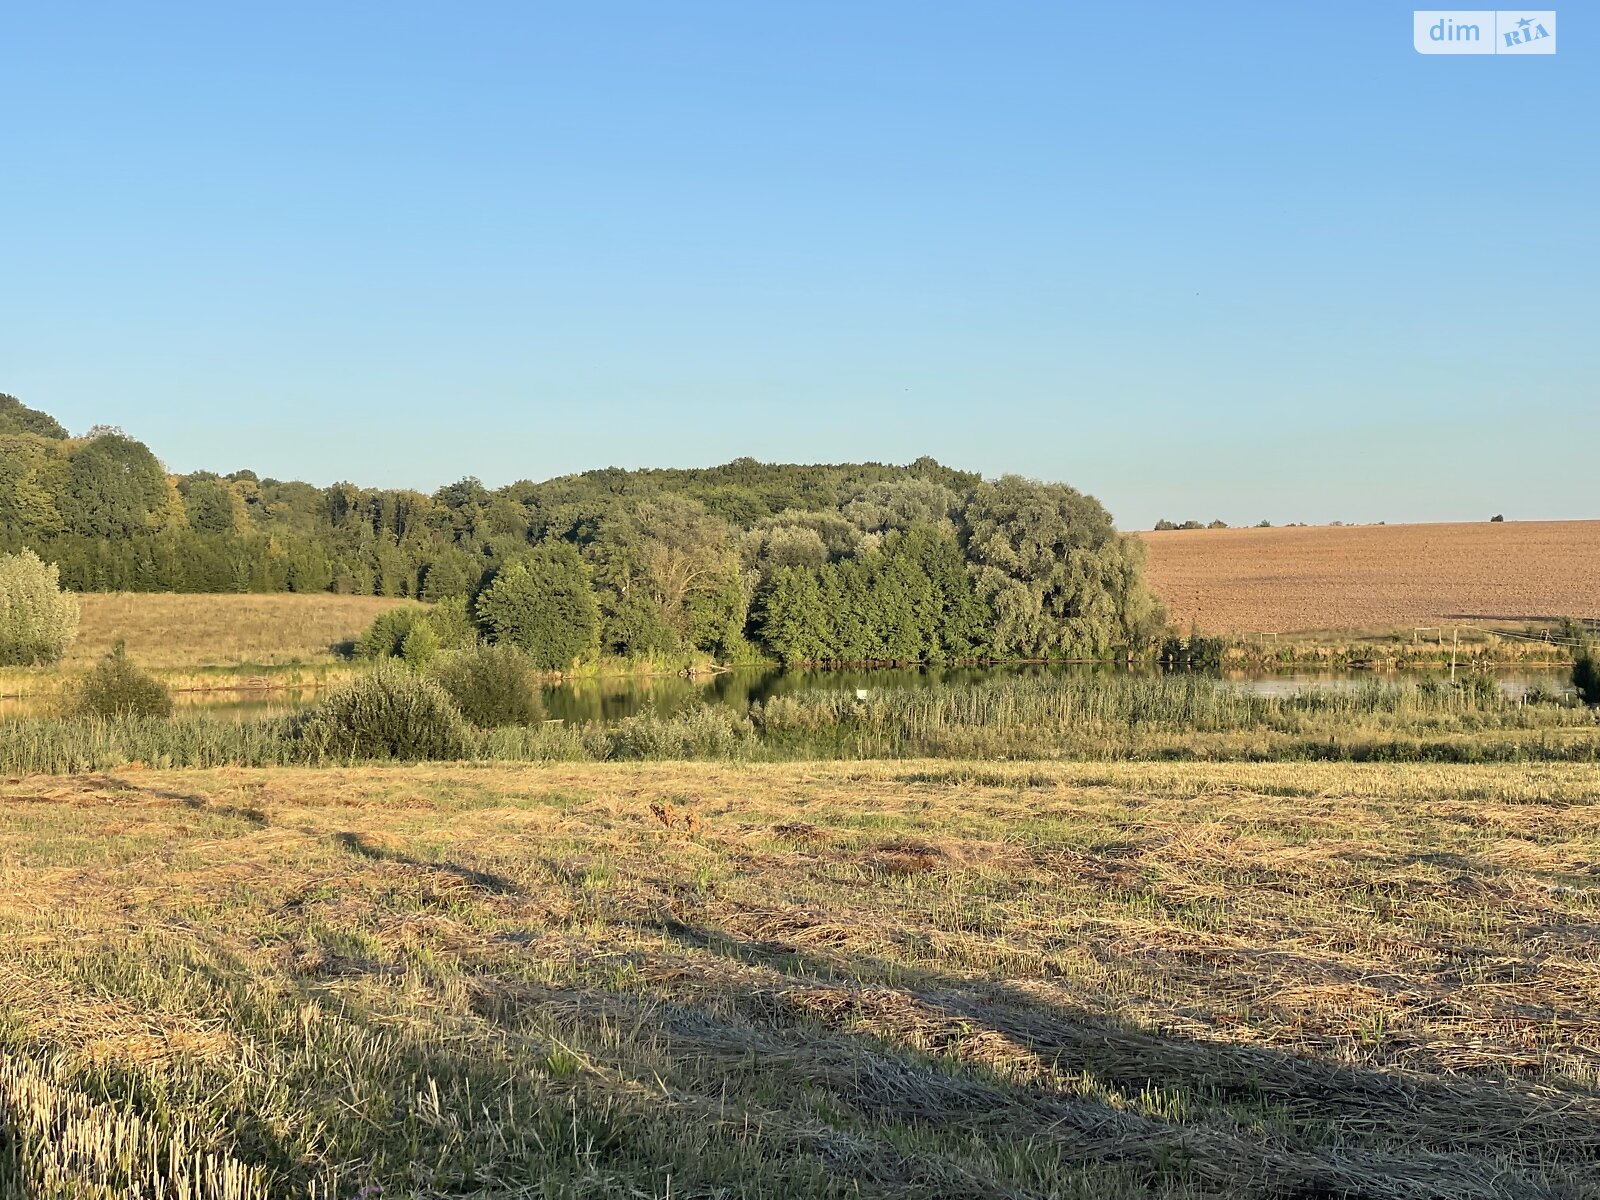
left=1, top=663, right=1575, bottom=724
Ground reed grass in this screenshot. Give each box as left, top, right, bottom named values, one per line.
left=0, top=674, right=1595, bottom=774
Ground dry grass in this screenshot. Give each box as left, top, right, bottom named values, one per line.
left=62, top=592, right=419, bottom=669
left=3, top=760, right=1599, bottom=1197
left=1140, top=520, right=1600, bottom=635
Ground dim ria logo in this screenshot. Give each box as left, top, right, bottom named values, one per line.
left=1414, top=10, right=1555, bottom=53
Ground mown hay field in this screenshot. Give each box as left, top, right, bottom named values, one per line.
left=62, top=592, right=419, bottom=669
left=3, top=760, right=1598, bottom=1198
left=1139, top=520, right=1600, bottom=635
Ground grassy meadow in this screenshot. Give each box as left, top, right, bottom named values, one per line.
left=63, top=593, right=418, bottom=671
left=0, top=593, right=417, bottom=705
left=3, top=760, right=1598, bottom=1198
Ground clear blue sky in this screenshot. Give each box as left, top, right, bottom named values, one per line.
left=1, top=2, right=1593, bottom=529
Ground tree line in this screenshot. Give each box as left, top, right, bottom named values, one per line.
left=0, top=393, right=1167, bottom=665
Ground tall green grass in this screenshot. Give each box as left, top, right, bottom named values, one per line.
left=0, top=674, right=1593, bottom=773
left=750, top=673, right=1599, bottom=761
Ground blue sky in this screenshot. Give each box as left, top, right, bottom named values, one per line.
left=1, top=2, right=1593, bottom=529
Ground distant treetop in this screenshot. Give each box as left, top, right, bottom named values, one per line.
left=0, top=394, right=68, bottom=440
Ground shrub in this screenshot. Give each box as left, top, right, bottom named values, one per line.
left=422, top=595, right=477, bottom=649
left=433, top=643, right=544, bottom=727
left=294, top=663, right=470, bottom=760
left=355, top=607, right=424, bottom=659
left=1575, top=646, right=1600, bottom=707
left=69, top=641, right=172, bottom=718
left=400, top=620, right=441, bottom=670
left=605, top=705, right=755, bottom=760
left=354, top=599, right=474, bottom=663
left=475, top=544, right=600, bottom=669
left=1158, top=628, right=1226, bottom=670
left=0, top=550, right=80, bottom=666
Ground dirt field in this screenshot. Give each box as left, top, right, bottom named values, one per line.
left=63, top=592, right=418, bottom=668
left=3, top=759, right=1598, bottom=1198
left=1139, top=520, right=1600, bottom=635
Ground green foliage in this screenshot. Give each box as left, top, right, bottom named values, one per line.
left=1158, top=628, right=1226, bottom=670
left=962, top=476, right=1165, bottom=659
left=400, top=620, right=441, bottom=669
left=0, top=394, right=68, bottom=439
left=1557, top=617, right=1592, bottom=646
left=476, top=544, right=600, bottom=669
left=0, top=549, right=80, bottom=666
left=355, top=607, right=424, bottom=659
left=180, top=476, right=243, bottom=534
left=432, top=643, right=545, bottom=727
left=605, top=705, right=755, bottom=760
left=755, top=524, right=987, bottom=665
left=2, top=671, right=1598, bottom=774
left=1574, top=646, right=1600, bottom=707
left=1, top=397, right=1168, bottom=667
left=58, top=433, right=179, bottom=539
left=294, top=663, right=470, bottom=760
left=354, top=598, right=474, bottom=663
left=69, top=641, right=173, bottom=718
left=422, top=595, right=477, bottom=648
left=842, top=478, right=959, bottom=534
left=587, top=496, right=744, bottom=657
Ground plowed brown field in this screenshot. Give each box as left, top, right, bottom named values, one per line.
left=1138, top=520, right=1600, bottom=634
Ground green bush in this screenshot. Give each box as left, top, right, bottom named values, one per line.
left=422, top=595, right=477, bottom=649
left=1158, top=628, right=1226, bottom=671
left=356, top=599, right=475, bottom=662
left=400, top=620, right=441, bottom=669
left=0, top=550, right=80, bottom=666
left=475, top=544, right=600, bottom=670
left=605, top=705, right=755, bottom=760
left=433, top=643, right=544, bottom=727
left=355, top=607, right=425, bottom=659
left=69, top=641, right=172, bottom=718
left=1575, top=647, right=1600, bottom=707
left=294, top=663, right=470, bottom=760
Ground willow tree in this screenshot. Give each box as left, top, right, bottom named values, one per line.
left=960, top=476, right=1164, bottom=659
left=0, top=549, right=80, bottom=666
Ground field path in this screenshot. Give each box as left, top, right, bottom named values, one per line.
left=1138, top=519, right=1600, bottom=634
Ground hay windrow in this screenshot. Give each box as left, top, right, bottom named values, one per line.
left=2, top=759, right=1598, bottom=1198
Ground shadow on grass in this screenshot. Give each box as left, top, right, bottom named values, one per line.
left=332, top=830, right=522, bottom=894
left=620, top=912, right=1596, bottom=1200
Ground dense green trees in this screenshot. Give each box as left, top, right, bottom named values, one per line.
left=754, top=525, right=991, bottom=665
left=476, top=544, right=601, bottom=669
left=58, top=433, right=181, bottom=539
left=1, top=396, right=1169, bottom=664
left=963, top=476, right=1165, bottom=659
left=0, top=395, right=68, bottom=439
